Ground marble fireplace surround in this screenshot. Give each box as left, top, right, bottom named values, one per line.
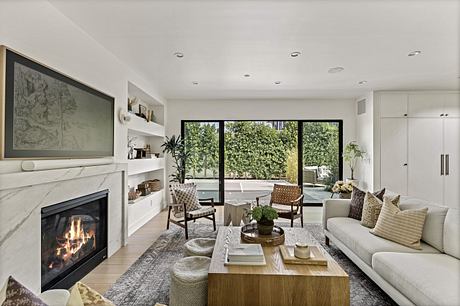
left=0, top=163, right=128, bottom=293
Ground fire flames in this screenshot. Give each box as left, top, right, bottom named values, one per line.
left=54, top=217, right=96, bottom=263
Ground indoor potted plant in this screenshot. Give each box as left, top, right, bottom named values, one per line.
left=343, top=141, right=365, bottom=184
left=332, top=180, right=354, bottom=199
left=250, top=205, right=279, bottom=235
left=162, top=135, right=189, bottom=183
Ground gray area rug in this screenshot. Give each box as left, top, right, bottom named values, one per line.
left=105, top=223, right=397, bottom=306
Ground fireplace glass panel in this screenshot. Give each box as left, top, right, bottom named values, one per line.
left=41, top=192, right=107, bottom=290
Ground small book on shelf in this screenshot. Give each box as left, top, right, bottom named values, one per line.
left=227, top=244, right=264, bottom=263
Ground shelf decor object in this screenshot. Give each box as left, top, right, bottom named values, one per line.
left=0, top=46, right=114, bottom=159
left=240, top=223, right=285, bottom=246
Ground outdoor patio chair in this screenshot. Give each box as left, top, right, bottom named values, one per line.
left=167, top=182, right=216, bottom=239
left=255, top=184, right=304, bottom=227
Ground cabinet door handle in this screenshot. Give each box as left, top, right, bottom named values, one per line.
left=441, top=154, right=445, bottom=175
left=446, top=154, right=450, bottom=176
left=403, top=163, right=408, bottom=166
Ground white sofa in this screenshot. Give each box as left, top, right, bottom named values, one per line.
left=323, top=195, right=460, bottom=306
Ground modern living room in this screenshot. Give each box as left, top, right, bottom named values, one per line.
left=0, top=0, right=459, bottom=305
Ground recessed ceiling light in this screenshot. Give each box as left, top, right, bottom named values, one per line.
left=408, top=50, right=422, bottom=57
left=290, top=51, right=302, bottom=58
left=173, top=52, right=184, bottom=58
left=244, top=74, right=251, bottom=78
left=274, top=81, right=281, bottom=85
left=328, top=67, right=344, bottom=73
left=358, top=80, right=367, bottom=85
left=192, top=81, right=199, bottom=85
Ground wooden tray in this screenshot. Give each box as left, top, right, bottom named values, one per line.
left=279, top=245, right=328, bottom=266
left=240, top=223, right=285, bottom=246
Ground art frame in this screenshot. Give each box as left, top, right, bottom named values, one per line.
left=0, top=46, right=115, bottom=159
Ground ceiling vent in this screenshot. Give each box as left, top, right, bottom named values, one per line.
left=357, top=99, right=366, bottom=115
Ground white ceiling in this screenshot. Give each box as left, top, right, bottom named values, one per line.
left=50, top=0, right=460, bottom=100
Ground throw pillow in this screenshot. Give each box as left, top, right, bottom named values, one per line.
left=68, top=282, right=114, bottom=306
left=348, top=186, right=385, bottom=220
left=361, top=193, right=400, bottom=228
left=1, top=276, right=47, bottom=306
left=370, top=198, right=428, bottom=249
left=173, top=185, right=202, bottom=212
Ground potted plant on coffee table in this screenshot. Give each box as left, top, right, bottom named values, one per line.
left=250, top=205, right=279, bottom=235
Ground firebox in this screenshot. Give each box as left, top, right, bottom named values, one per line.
left=41, top=190, right=108, bottom=291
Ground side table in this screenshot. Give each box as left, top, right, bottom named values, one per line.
left=223, top=201, right=252, bottom=226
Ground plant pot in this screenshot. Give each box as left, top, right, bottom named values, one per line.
left=257, top=219, right=274, bottom=235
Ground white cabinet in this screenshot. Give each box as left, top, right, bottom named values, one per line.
left=380, top=94, right=408, bottom=117
left=380, top=118, right=408, bottom=195
left=408, top=94, right=444, bottom=118
left=443, top=118, right=460, bottom=208
left=407, top=118, right=444, bottom=203
left=444, top=94, right=460, bottom=117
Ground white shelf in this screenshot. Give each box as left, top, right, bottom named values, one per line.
left=128, top=158, right=164, bottom=176
left=128, top=189, right=164, bottom=236
left=127, top=114, right=165, bottom=137
left=128, top=189, right=163, bottom=204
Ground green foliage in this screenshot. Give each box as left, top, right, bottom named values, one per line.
left=303, top=122, right=340, bottom=180
left=343, top=141, right=365, bottom=179
left=286, top=147, right=298, bottom=184
left=250, top=205, right=278, bottom=222
left=162, top=135, right=188, bottom=183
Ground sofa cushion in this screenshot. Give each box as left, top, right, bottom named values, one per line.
left=327, top=217, right=440, bottom=266
left=399, top=197, right=448, bottom=251
left=370, top=199, right=428, bottom=250
left=361, top=193, right=399, bottom=228
left=372, top=252, right=460, bottom=306
left=348, top=186, right=385, bottom=220
left=444, top=208, right=460, bottom=259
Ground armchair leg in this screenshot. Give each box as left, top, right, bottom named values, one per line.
left=184, top=219, right=189, bottom=240
left=325, top=236, right=330, bottom=246
left=166, top=206, right=171, bottom=230
left=290, top=214, right=294, bottom=228
left=212, top=213, right=216, bottom=231
left=301, top=214, right=304, bottom=228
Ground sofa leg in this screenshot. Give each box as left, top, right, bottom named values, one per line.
left=325, top=236, right=330, bottom=246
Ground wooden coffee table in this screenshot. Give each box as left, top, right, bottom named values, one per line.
left=208, top=226, right=349, bottom=306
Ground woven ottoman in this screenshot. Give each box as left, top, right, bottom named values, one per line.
left=184, top=238, right=216, bottom=257
left=169, top=256, right=211, bottom=306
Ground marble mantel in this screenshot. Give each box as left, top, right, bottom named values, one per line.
left=0, top=163, right=128, bottom=292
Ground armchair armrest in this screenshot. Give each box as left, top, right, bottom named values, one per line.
left=199, top=197, right=215, bottom=207
left=290, top=194, right=304, bottom=205
left=256, top=193, right=271, bottom=205
left=322, top=199, right=351, bottom=230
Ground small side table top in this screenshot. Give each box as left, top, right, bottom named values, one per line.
left=223, top=201, right=253, bottom=226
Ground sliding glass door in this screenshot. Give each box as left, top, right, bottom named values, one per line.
left=300, top=121, right=342, bottom=204
left=183, top=121, right=223, bottom=203
left=182, top=120, right=342, bottom=205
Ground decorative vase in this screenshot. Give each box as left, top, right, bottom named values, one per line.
left=257, top=219, right=274, bottom=235
left=339, top=193, right=352, bottom=199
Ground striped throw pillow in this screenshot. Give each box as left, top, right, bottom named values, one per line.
left=361, top=193, right=400, bottom=228
left=370, top=198, right=428, bottom=249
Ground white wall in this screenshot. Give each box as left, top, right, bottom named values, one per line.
left=166, top=98, right=357, bottom=181
left=0, top=0, right=166, bottom=174
left=355, top=92, right=375, bottom=190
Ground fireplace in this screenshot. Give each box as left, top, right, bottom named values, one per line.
left=41, top=190, right=108, bottom=291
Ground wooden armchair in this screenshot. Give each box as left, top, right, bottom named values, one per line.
left=256, top=184, right=304, bottom=227
left=167, top=183, right=216, bottom=239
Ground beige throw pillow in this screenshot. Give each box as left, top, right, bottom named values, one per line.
left=173, top=185, right=202, bottom=212
left=361, top=193, right=400, bottom=228
left=67, top=282, right=114, bottom=306
left=370, top=198, right=428, bottom=249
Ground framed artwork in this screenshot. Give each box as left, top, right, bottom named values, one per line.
left=0, top=46, right=114, bottom=159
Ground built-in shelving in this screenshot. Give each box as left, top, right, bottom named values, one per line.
left=127, top=114, right=165, bottom=137
left=128, top=158, right=165, bottom=176
left=126, top=81, right=166, bottom=237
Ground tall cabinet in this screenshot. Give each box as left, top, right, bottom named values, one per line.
left=378, top=92, right=460, bottom=207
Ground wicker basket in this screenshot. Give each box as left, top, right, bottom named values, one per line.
left=146, top=179, right=161, bottom=192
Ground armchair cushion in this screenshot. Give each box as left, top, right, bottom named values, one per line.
left=172, top=185, right=202, bottom=212
left=173, top=207, right=216, bottom=219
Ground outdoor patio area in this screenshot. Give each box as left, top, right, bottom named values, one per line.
left=188, top=179, right=333, bottom=204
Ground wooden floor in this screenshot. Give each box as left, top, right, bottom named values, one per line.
left=82, top=206, right=323, bottom=293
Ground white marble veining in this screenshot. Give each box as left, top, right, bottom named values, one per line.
left=0, top=164, right=127, bottom=293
